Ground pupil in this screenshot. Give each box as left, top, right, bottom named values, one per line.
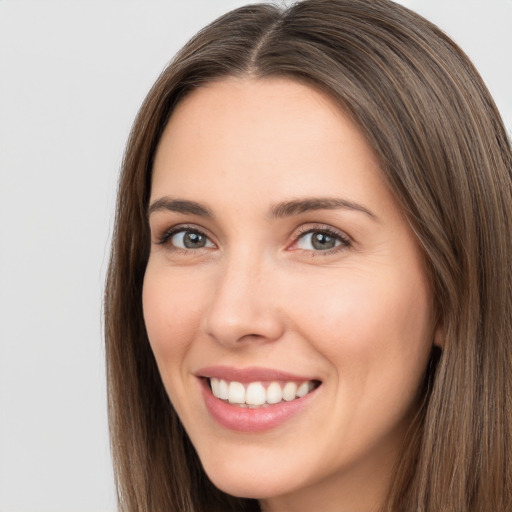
left=312, top=232, right=335, bottom=250
left=184, top=232, right=205, bottom=248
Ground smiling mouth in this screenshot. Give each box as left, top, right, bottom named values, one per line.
left=207, top=378, right=321, bottom=408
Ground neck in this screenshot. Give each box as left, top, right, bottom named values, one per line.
left=259, top=447, right=396, bottom=512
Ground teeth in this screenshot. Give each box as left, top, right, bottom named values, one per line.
left=266, top=382, right=283, bottom=404
left=282, top=382, right=298, bottom=401
left=228, top=381, right=245, bottom=404
left=210, top=377, right=220, bottom=397
left=296, top=381, right=310, bottom=398
left=209, top=378, right=316, bottom=406
left=246, top=382, right=266, bottom=405
left=218, top=379, right=229, bottom=400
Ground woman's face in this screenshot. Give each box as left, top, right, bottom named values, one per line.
left=143, top=77, right=439, bottom=511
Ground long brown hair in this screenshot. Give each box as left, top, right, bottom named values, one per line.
left=104, top=1, right=512, bottom=510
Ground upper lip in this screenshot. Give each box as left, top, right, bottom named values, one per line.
left=196, top=365, right=319, bottom=383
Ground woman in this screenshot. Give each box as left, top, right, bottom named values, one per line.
left=104, top=1, right=512, bottom=510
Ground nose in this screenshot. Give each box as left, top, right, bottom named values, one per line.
left=201, top=253, right=285, bottom=347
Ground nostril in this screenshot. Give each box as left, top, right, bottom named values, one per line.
left=202, top=306, right=285, bottom=347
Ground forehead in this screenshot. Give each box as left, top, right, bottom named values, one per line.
left=156, top=77, right=362, bottom=158
left=151, top=77, right=394, bottom=219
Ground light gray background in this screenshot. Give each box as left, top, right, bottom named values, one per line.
left=0, top=1, right=510, bottom=511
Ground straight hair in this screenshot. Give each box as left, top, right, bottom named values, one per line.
left=105, top=1, right=512, bottom=510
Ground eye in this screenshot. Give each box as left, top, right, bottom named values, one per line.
left=293, top=227, right=350, bottom=253
left=297, top=231, right=340, bottom=250
left=161, top=228, right=215, bottom=250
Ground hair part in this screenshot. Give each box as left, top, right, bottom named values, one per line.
left=105, top=1, right=512, bottom=510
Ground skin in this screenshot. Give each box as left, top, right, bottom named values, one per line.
left=143, top=77, right=441, bottom=512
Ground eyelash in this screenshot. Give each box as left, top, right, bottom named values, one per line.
left=157, top=224, right=209, bottom=249
left=291, top=225, right=351, bottom=255
left=156, top=224, right=351, bottom=256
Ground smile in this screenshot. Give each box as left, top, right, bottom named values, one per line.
left=197, top=367, right=322, bottom=432
left=209, top=378, right=318, bottom=408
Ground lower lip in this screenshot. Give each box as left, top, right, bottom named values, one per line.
left=200, top=379, right=318, bottom=433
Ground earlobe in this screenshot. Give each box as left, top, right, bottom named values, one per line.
left=433, top=320, right=444, bottom=348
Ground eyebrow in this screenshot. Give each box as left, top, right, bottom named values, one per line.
left=147, top=198, right=214, bottom=218
left=269, top=197, right=378, bottom=221
left=147, top=196, right=378, bottom=221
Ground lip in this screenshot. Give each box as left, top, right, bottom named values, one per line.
left=196, top=365, right=318, bottom=383
left=196, top=366, right=321, bottom=433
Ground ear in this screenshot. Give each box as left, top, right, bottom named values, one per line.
left=432, top=318, right=444, bottom=348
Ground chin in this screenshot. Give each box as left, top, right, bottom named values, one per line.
left=201, top=457, right=297, bottom=500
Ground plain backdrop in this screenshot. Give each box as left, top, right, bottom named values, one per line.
left=0, top=1, right=510, bottom=511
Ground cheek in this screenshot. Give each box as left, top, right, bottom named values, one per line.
left=286, top=264, right=433, bottom=387
left=142, top=266, right=205, bottom=369
left=284, top=265, right=434, bottom=459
